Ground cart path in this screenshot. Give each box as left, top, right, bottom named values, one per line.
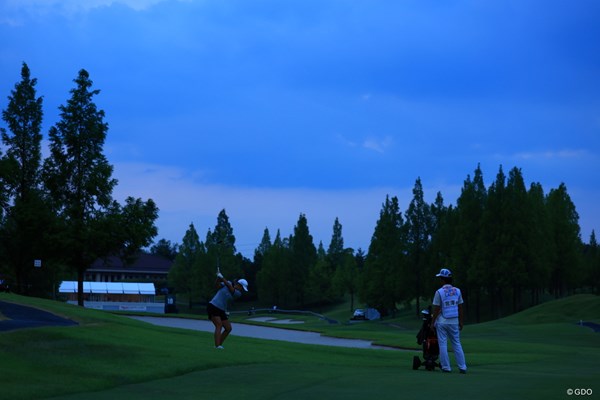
left=129, top=316, right=403, bottom=351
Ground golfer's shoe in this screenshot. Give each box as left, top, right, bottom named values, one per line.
left=215, top=346, right=224, bottom=350
left=459, top=369, right=467, bottom=374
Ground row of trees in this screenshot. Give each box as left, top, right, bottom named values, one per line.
left=167, top=210, right=361, bottom=310
left=0, top=63, right=159, bottom=304
left=360, top=170, right=599, bottom=320
left=169, top=167, right=599, bottom=322
left=1, top=63, right=598, bottom=321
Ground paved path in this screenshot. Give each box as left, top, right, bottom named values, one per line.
left=0, top=301, right=402, bottom=350
left=129, top=316, right=399, bottom=350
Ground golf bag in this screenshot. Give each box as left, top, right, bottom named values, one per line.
left=412, top=306, right=440, bottom=371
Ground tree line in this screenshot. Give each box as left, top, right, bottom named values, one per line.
left=168, top=169, right=599, bottom=322
left=2, top=63, right=598, bottom=321
left=0, top=63, right=158, bottom=305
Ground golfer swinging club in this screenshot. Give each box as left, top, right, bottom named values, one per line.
left=207, top=271, right=248, bottom=349
left=431, top=268, right=467, bottom=374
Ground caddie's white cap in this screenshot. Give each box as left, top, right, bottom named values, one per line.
left=436, top=268, right=452, bottom=277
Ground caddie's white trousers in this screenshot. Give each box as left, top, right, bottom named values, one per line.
left=436, top=323, right=467, bottom=372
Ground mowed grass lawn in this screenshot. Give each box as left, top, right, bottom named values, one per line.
left=0, top=293, right=598, bottom=400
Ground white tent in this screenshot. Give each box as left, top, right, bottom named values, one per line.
left=59, top=281, right=155, bottom=295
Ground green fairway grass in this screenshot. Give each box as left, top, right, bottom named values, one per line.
left=1, top=293, right=598, bottom=400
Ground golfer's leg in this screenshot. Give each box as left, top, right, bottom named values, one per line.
left=220, top=320, right=232, bottom=346
left=448, top=325, right=467, bottom=371
left=211, top=316, right=223, bottom=347
left=436, top=324, right=451, bottom=371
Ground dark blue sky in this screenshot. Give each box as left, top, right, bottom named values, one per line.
left=1, top=0, right=599, bottom=255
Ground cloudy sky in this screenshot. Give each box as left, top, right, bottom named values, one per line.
left=1, top=0, right=599, bottom=257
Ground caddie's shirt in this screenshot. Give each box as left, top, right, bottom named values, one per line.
left=433, top=284, right=463, bottom=323
left=210, top=281, right=242, bottom=312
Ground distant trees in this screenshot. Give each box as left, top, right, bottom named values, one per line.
left=334, top=247, right=363, bottom=312
left=150, top=239, right=179, bottom=261
left=1, top=63, right=596, bottom=319
left=168, top=210, right=244, bottom=307
left=256, top=214, right=316, bottom=308
left=163, top=164, right=595, bottom=321
left=0, top=65, right=158, bottom=302
left=255, top=215, right=357, bottom=309
left=308, top=218, right=345, bottom=304
left=256, top=229, right=291, bottom=306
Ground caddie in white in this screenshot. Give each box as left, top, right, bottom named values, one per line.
left=431, top=268, right=467, bottom=374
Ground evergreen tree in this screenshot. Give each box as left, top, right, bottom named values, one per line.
left=527, top=182, right=552, bottom=304
left=327, top=218, right=345, bottom=266
left=476, top=165, right=508, bottom=318
left=150, top=239, right=179, bottom=261
left=404, top=177, right=432, bottom=316
left=207, top=209, right=240, bottom=276
left=0, top=150, right=7, bottom=265
left=42, top=69, right=157, bottom=304
left=257, top=230, right=293, bottom=306
left=428, top=192, right=454, bottom=302
left=199, top=209, right=242, bottom=301
left=504, top=167, right=530, bottom=312
left=251, top=228, right=272, bottom=297
left=334, top=247, right=361, bottom=311
left=584, top=231, right=600, bottom=294
left=546, top=183, right=581, bottom=296
left=0, top=147, right=6, bottom=214
left=308, top=242, right=331, bottom=304
left=290, top=213, right=317, bottom=306
left=326, top=218, right=346, bottom=301
left=0, top=62, right=56, bottom=294
left=254, top=227, right=272, bottom=268
left=361, top=195, right=405, bottom=315
left=168, top=223, right=202, bottom=308
left=1, top=63, right=43, bottom=201
left=454, top=164, right=486, bottom=321
left=309, top=218, right=345, bottom=304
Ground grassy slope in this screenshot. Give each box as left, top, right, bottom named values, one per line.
left=1, top=293, right=598, bottom=400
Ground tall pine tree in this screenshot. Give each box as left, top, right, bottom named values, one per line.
left=1, top=63, right=58, bottom=295
left=257, top=230, right=293, bottom=306
left=290, top=213, right=317, bottom=306
left=526, top=182, right=552, bottom=304
left=404, top=178, right=432, bottom=316
left=199, top=209, right=242, bottom=301
left=361, top=196, right=405, bottom=315
left=546, top=183, right=581, bottom=296
left=504, top=167, right=530, bottom=312
left=42, top=69, right=157, bottom=304
left=168, top=223, right=202, bottom=309
left=454, top=164, right=486, bottom=321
